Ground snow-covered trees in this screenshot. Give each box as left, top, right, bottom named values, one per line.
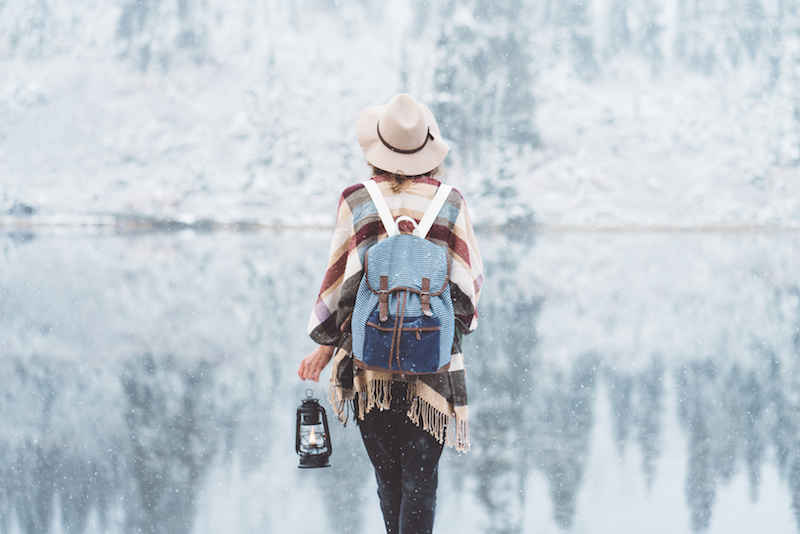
left=116, top=0, right=210, bottom=72
left=433, top=0, right=539, bottom=160
left=1, top=0, right=799, bottom=226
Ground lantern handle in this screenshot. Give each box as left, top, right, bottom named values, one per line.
left=305, top=388, right=314, bottom=399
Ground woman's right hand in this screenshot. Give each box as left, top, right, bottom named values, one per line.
left=297, top=345, right=335, bottom=382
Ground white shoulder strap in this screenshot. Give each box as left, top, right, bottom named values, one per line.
left=363, top=180, right=398, bottom=236
left=362, top=180, right=453, bottom=239
left=415, top=184, right=452, bottom=238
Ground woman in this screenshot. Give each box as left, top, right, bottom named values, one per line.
left=298, top=93, right=483, bottom=533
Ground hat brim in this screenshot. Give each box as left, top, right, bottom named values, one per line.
left=356, top=102, right=449, bottom=176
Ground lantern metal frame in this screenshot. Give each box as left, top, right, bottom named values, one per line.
left=295, top=389, right=332, bottom=468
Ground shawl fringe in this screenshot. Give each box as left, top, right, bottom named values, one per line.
left=408, top=380, right=470, bottom=452
left=328, top=344, right=470, bottom=452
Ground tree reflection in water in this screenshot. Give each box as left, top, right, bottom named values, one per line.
left=0, top=230, right=799, bottom=533
left=121, top=355, right=220, bottom=534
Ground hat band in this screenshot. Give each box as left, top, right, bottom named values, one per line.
left=377, top=122, right=434, bottom=155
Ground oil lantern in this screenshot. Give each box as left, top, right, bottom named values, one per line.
left=295, top=389, right=332, bottom=468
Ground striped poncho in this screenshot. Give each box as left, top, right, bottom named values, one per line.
left=308, top=174, right=483, bottom=451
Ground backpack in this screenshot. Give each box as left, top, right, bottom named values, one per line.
left=350, top=180, right=455, bottom=374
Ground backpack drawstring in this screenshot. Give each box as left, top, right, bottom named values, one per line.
left=388, top=290, right=408, bottom=372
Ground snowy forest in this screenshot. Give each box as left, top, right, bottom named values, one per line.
left=1, top=0, right=799, bottom=228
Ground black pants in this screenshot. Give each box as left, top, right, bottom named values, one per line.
left=358, top=383, right=445, bottom=534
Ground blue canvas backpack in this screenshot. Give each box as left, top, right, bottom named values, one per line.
left=350, top=180, right=455, bottom=374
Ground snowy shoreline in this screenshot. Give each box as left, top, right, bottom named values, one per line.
left=2, top=214, right=799, bottom=234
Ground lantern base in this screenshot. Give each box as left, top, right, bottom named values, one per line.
left=298, top=455, right=331, bottom=469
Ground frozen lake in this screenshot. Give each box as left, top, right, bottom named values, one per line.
left=1, top=228, right=799, bottom=534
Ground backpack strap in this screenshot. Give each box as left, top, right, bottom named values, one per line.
left=363, top=180, right=398, bottom=236
left=378, top=275, right=389, bottom=321
left=415, top=184, right=452, bottom=238
left=362, top=179, right=453, bottom=239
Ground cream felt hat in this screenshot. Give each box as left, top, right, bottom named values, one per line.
left=356, top=94, right=449, bottom=176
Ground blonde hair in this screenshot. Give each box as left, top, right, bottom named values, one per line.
left=370, top=165, right=442, bottom=193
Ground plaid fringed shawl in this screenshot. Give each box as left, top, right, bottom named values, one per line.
left=307, top=175, right=483, bottom=452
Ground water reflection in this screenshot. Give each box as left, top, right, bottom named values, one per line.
left=0, top=230, right=799, bottom=533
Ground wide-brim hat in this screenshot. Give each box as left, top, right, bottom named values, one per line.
left=356, top=93, right=449, bottom=176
